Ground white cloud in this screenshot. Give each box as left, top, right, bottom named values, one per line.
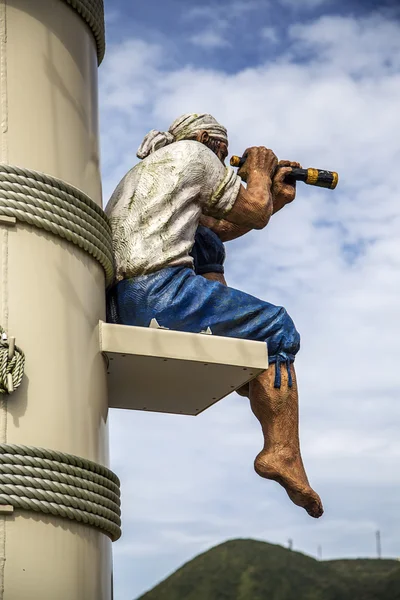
left=185, top=0, right=266, bottom=22
left=99, top=10, right=400, bottom=600
left=288, top=14, right=400, bottom=76
left=261, top=26, right=279, bottom=43
left=185, top=0, right=266, bottom=50
left=189, top=29, right=230, bottom=49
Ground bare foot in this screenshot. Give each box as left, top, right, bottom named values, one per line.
left=254, top=450, right=323, bottom=519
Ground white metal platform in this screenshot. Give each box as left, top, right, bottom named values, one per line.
left=99, top=321, right=268, bottom=416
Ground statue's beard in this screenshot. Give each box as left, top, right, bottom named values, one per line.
left=204, top=137, right=227, bottom=164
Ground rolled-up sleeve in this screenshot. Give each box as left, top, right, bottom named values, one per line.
left=189, top=143, right=241, bottom=219
left=203, top=165, right=241, bottom=219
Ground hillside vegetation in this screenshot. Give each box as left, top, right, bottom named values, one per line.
left=136, top=538, right=400, bottom=600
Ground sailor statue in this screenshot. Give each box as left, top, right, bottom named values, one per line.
left=106, top=113, right=323, bottom=518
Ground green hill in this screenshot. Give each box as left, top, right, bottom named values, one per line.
left=136, top=538, right=400, bottom=600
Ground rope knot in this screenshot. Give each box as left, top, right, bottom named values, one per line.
left=0, top=326, right=25, bottom=395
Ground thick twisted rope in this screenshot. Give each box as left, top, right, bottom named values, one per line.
left=0, top=326, right=25, bottom=395
left=0, top=454, right=120, bottom=496
left=0, top=444, right=121, bottom=541
left=61, top=0, right=105, bottom=64
left=0, top=164, right=114, bottom=288
left=0, top=464, right=120, bottom=504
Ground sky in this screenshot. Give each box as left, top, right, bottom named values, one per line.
left=98, top=0, right=400, bottom=598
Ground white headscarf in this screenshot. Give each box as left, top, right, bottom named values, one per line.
left=136, top=113, right=228, bottom=159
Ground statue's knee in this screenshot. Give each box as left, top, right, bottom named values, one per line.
left=285, top=312, right=301, bottom=355
left=271, top=307, right=300, bottom=358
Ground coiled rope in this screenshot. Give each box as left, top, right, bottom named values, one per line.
left=61, top=0, right=105, bottom=64
left=0, top=164, right=115, bottom=288
left=0, top=444, right=121, bottom=541
left=0, top=326, right=25, bottom=395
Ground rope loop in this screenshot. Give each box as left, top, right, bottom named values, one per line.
left=0, top=326, right=25, bottom=395
left=0, top=164, right=115, bottom=288
left=0, top=444, right=121, bottom=541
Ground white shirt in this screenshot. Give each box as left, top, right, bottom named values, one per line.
left=106, top=140, right=241, bottom=281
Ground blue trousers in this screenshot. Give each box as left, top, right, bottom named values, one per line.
left=107, top=263, right=300, bottom=388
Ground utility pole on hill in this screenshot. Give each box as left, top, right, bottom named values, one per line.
left=376, top=530, right=382, bottom=559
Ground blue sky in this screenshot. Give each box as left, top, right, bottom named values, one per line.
left=98, top=0, right=400, bottom=598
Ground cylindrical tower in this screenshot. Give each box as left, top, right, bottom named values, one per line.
left=0, top=1, right=118, bottom=598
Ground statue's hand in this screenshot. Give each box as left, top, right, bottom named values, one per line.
left=272, top=160, right=301, bottom=214
left=237, top=147, right=278, bottom=183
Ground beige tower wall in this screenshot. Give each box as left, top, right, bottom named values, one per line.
left=2, top=0, right=102, bottom=202
left=0, top=1, right=112, bottom=598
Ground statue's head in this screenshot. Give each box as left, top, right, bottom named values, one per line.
left=169, top=113, right=228, bottom=164
left=193, top=130, right=228, bottom=164
left=136, top=113, right=228, bottom=163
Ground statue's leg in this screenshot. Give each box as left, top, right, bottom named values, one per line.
left=202, top=266, right=320, bottom=515
left=249, top=362, right=323, bottom=518
left=111, top=241, right=322, bottom=519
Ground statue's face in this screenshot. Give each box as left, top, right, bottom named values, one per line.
left=213, top=139, right=229, bottom=164
left=195, top=131, right=228, bottom=164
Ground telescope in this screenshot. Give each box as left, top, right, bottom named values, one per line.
left=230, top=155, right=339, bottom=190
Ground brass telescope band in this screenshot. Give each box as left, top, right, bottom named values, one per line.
left=230, top=155, right=339, bottom=190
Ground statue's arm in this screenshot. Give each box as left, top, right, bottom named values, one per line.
left=199, top=214, right=251, bottom=242
left=223, top=147, right=277, bottom=230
